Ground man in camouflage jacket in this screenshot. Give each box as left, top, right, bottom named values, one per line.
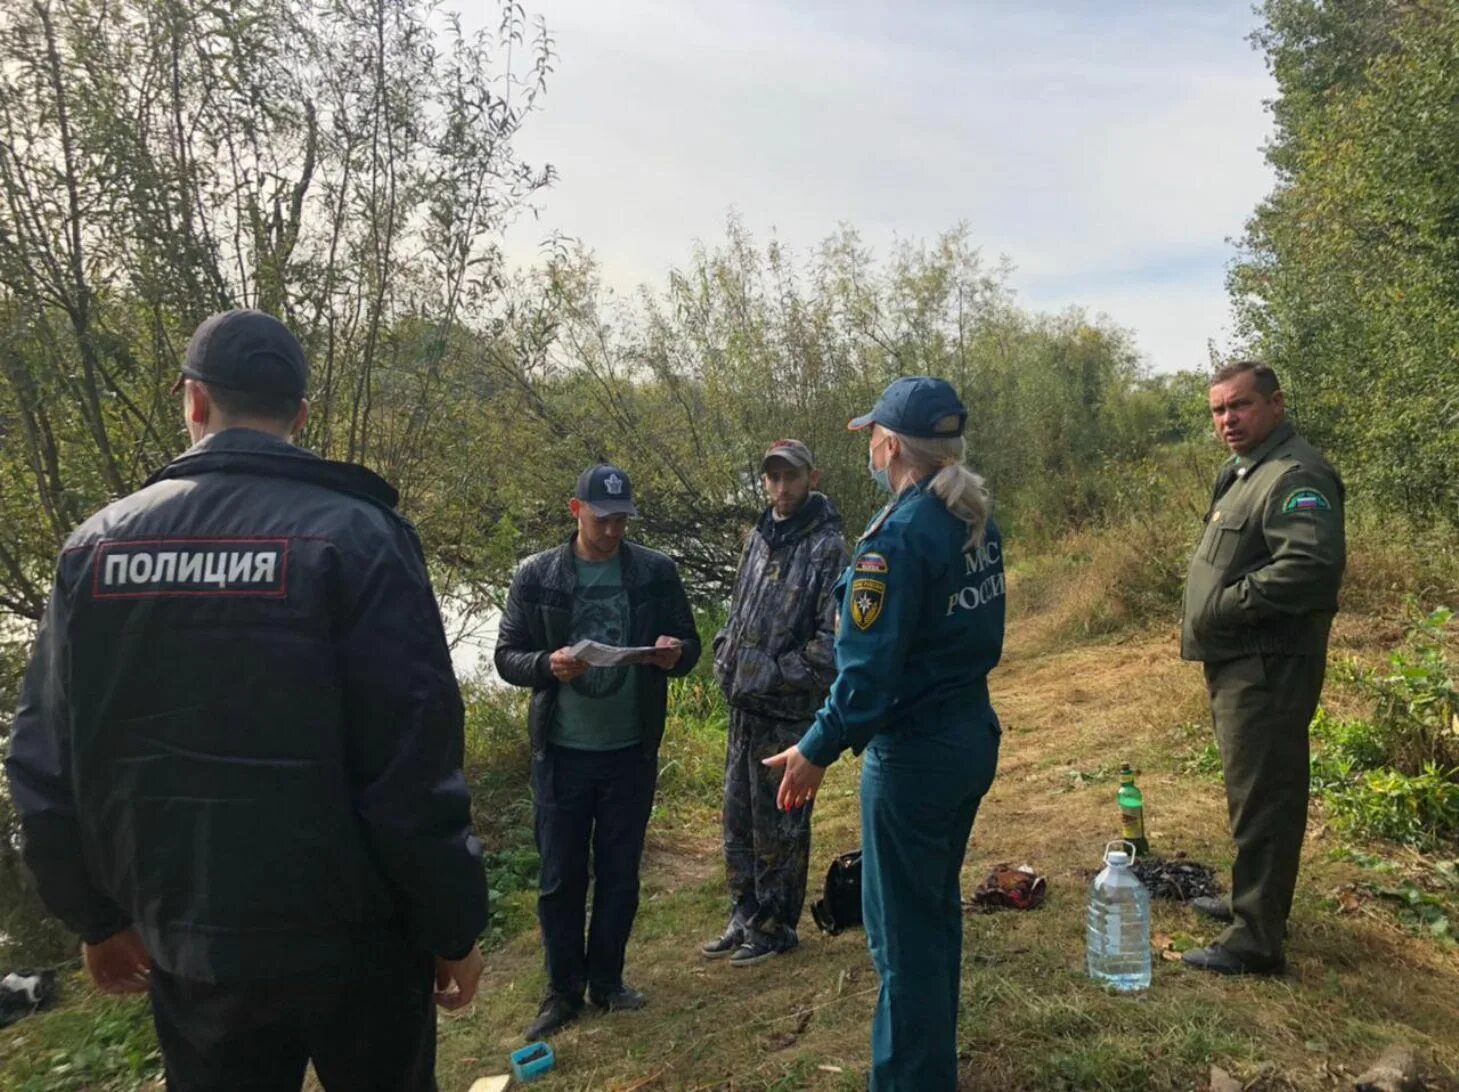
left=703, top=440, right=849, bottom=965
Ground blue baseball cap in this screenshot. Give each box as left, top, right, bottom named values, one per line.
left=575, top=463, right=639, bottom=517
left=848, top=376, right=967, bottom=438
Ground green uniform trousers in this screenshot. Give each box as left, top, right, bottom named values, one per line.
left=1204, top=652, right=1325, bottom=965
left=861, top=714, right=999, bottom=1092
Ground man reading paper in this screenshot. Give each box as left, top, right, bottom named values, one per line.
left=494, top=463, right=700, bottom=1040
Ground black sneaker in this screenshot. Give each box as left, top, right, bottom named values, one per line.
left=523, top=993, right=583, bottom=1040
left=700, top=923, right=744, bottom=959
left=590, top=984, right=647, bottom=1012
left=730, top=928, right=798, bottom=967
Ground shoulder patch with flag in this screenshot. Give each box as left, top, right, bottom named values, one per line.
left=854, top=552, right=889, bottom=574
left=849, top=578, right=886, bottom=630
left=1281, top=487, right=1332, bottom=513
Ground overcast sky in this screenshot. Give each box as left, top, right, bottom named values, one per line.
left=493, top=1, right=1278, bottom=375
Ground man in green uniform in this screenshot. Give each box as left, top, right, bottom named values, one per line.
left=1181, top=360, right=1345, bottom=975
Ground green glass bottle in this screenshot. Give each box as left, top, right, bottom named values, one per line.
left=1117, top=764, right=1150, bottom=857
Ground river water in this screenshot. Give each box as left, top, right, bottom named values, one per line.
left=441, top=601, right=502, bottom=684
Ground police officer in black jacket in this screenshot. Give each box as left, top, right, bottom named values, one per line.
left=4, top=311, right=487, bottom=1091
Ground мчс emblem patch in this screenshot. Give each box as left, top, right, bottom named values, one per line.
left=1281, top=488, right=1332, bottom=513
left=854, top=552, right=889, bottom=575
left=850, top=577, right=886, bottom=630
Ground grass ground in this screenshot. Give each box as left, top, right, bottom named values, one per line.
left=424, top=613, right=1458, bottom=1092
left=3, top=563, right=1458, bottom=1090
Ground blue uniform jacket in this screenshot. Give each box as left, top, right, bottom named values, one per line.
left=797, top=481, right=1005, bottom=767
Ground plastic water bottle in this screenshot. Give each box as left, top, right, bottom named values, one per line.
left=1086, top=840, right=1151, bottom=992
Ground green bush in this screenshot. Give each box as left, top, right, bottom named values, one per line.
left=1181, top=739, right=1223, bottom=779
left=0, top=794, right=77, bottom=968
left=1309, top=608, right=1459, bottom=850
left=1010, top=517, right=1193, bottom=642
left=1341, top=607, right=1459, bottom=775
left=1309, top=708, right=1389, bottom=792
left=482, top=846, right=540, bottom=947
left=3, top=996, right=161, bottom=1091
left=657, top=608, right=731, bottom=810
left=1326, top=765, right=1459, bottom=852
left=658, top=708, right=729, bottom=814
left=462, top=683, right=531, bottom=755
left=1343, top=518, right=1459, bottom=617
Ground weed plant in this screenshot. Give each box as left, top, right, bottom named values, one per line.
left=1313, top=608, right=1459, bottom=851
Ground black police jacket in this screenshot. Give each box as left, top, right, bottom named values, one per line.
left=493, top=537, right=701, bottom=757
left=4, top=429, right=486, bottom=982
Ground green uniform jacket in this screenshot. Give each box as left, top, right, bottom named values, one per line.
left=1181, top=421, right=1346, bottom=663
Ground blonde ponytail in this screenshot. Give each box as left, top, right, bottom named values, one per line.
left=894, top=433, right=989, bottom=549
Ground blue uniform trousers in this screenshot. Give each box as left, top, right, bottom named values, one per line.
left=861, top=713, right=999, bottom=1092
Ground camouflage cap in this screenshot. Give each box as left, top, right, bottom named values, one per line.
left=760, top=438, right=815, bottom=472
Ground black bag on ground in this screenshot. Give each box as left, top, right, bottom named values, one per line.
left=0, top=969, right=58, bottom=1029
left=811, top=849, right=863, bottom=935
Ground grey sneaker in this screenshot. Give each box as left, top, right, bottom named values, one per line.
left=700, top=923, right=744, bottom=959
left=730, top=928, right=798, bottom=967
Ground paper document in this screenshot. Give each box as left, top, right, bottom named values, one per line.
left=566, top=639, right=662, bottom=667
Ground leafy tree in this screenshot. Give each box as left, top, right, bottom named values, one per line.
left=483, top=221, right=1176, bottom=582
left=1232, top=0, right=1459, bottom=518
left=0, top=0, right=554, bottom=957
left=0, top=0, right=554, bottom=621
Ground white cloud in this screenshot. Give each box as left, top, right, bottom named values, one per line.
left=1027, top=272, right=1240, bottom=376
left=484, top=0, right=1277, bottom=373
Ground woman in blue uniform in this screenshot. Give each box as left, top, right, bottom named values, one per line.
left=766, top=376, right=1005, bottom=1092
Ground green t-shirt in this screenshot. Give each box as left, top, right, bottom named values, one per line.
left=549, top=552, right=643, bottom=751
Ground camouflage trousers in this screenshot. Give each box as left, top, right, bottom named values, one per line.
left=723, top=709, right=815, bottom=937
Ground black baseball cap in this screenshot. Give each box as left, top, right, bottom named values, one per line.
left=575, top=463, right=639, bottom=517
left=848, top=376, right=967, bottom=438
left=170, top=310, right=308, bottom=399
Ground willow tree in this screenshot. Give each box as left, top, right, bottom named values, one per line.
left=0, top=0, right=553, bottom=961
left=0, top=0, right=554, bottom=618
left=478, top=220, right=1166, bottom=596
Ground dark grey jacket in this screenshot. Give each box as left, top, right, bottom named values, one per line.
left=493, top=537, right=701, bottom=758
left=713, top=494, right=849, bottom=723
